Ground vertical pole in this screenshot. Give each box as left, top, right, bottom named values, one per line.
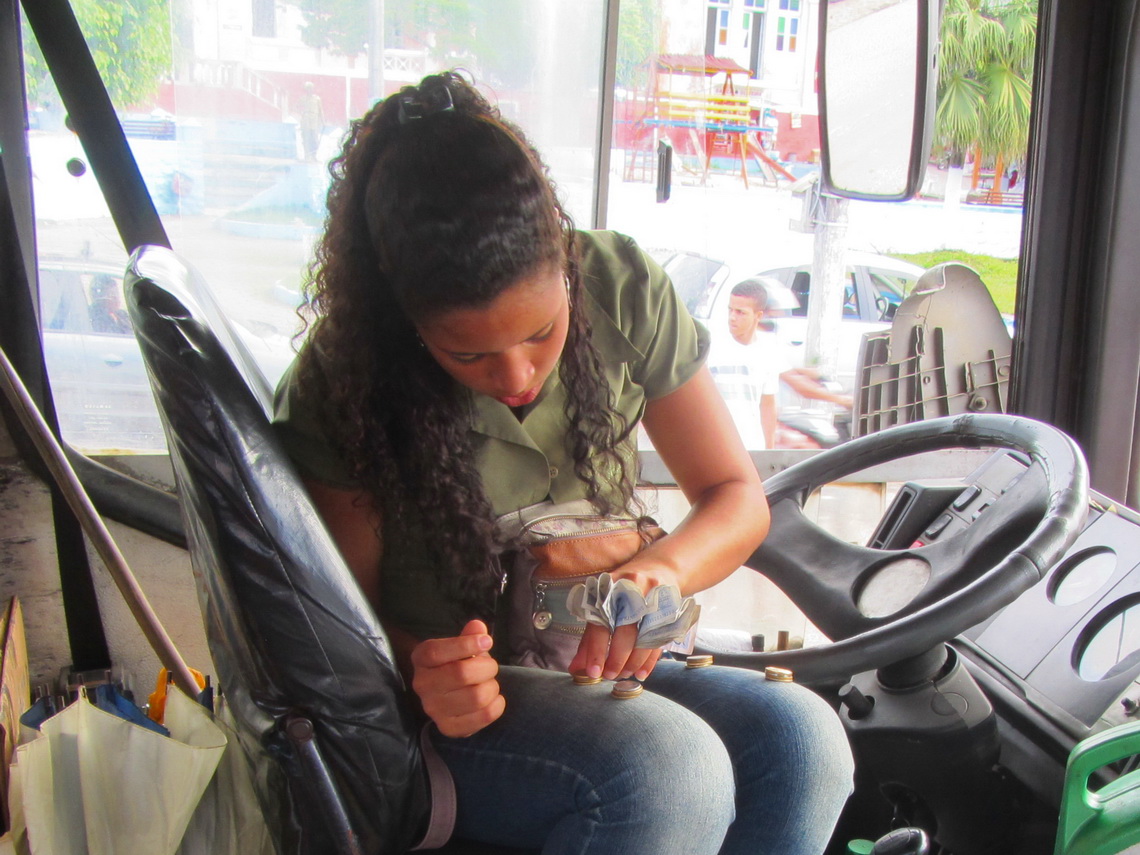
left=593, top=0, right=621, bottom=230
left=368, top=0, right=385, bottom=103
left=805, top=192, right=849, bottom=378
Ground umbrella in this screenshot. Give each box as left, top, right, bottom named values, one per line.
left=169, top=689, right=274, bottom=855
left=6, top=683, right=270, bottom=855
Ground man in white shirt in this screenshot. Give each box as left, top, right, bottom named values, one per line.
left=707, top=279, right=789, bottom=449
left=709, top=277, right=855, bottom=449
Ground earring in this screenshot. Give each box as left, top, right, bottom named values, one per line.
left=565, top=275, right=573, bottom=309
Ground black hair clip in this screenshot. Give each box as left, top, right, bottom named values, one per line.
left=397, top=86, right=456, bottom=124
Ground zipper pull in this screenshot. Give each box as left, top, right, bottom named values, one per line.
left=532, top=581, right=553, bottom=630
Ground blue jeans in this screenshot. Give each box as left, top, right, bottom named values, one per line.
left=432, top=660, right=854, bottom=854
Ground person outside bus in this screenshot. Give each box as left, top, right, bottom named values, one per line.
left=299, top=81, right=324, bottom=161
left=709, top=277, right=853, bottom=449
left=88, top=274, right=130, bottom=334
left=272, top=71, right=852, bottom=854
left=707, top=279, right=786, bottom=449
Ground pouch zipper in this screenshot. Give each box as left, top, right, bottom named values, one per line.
left=531, top=577, right=587, bottom=634
left=521, top=513, right=648, bottom=543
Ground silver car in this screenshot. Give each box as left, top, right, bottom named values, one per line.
left=39, top=259, right=295, bottom=453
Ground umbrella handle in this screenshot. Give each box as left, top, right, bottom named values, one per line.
left=0, top=344, right=201, bottom=700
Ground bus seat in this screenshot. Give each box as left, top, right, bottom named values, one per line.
left=124, top=244, right=433, bottom=854
left=125, top=245, right=539, bottom=855
left=852, top=262, right=1012, bottom=438
left=1054, top=720, right=1140, bottom=855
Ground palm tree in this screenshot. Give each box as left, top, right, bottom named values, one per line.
left=935, top=0, right=1037, bottom=201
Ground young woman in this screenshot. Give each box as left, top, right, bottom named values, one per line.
left=273, top=71, right=853, bottom=854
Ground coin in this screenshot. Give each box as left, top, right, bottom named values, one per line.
left=685, top=654, right=714, bottom=669
left=764, top=666, right=794, bottom=682
left=572, top=673, right=602, bottom=685
left=611, top=679, right=644, bottom=699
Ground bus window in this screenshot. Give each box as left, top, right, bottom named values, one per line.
left=605, top=0, right=1027, bottom=453
left=866, top=268, right=915, bottom=321
left=23, top=0, right=1031, bottom=463
left=23, top=0, right=611, bottom=456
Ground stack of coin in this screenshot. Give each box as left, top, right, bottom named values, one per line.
left=611, top=679, right=644, bottom=699
left=764, top=666, right=794, bottom=683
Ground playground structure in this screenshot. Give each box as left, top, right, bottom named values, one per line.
left=622, top=54, right=796, bottom=189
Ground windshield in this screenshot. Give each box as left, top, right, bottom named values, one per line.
left=20, top=0, right=1028, bottom=469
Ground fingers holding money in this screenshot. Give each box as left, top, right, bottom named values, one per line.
left=566, top=572, right=702, bottom=650
left=605, top=626, right=666, bottom=681
left=569, top=623, right=665, bottom=682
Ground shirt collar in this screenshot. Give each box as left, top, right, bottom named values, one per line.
left=467, top=374, right=561, bottom=446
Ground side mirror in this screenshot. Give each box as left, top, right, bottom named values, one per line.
left=818, top=0, right=939, bottom=201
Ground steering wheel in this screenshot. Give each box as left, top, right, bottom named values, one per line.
left=701, top=414, right=1088, bottom=686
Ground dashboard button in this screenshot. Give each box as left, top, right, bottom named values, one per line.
left=953, top=485, right=981, bottom=510
left=924, top=513, right=953, bottom=539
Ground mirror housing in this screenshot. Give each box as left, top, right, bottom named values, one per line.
left=818, top=0, right=939, bottom=201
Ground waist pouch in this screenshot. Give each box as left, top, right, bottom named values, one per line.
left=495, top=500, right=665, bottom=671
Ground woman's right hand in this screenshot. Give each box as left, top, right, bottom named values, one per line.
left=410, top=619, right=506, bottom=737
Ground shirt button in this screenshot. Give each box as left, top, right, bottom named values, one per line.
left=548, top=465, right=559, bottom=479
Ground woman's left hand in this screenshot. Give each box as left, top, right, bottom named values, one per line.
left=567, top=564, right=679, bottom=682
left=569, top=623, right=665, bottom=682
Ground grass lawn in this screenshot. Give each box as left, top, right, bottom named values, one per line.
left=890, top=250, right=1019, bottom=315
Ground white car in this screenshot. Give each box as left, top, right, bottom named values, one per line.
left=39, top=259, right=295, bottom=453
left=657, top=249, right=925, bottom=391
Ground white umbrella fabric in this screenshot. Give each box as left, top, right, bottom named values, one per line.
left=8, top=685, right=270, bottom=855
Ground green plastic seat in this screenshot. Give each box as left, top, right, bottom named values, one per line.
left=1056, top=720, right=1140, bottom=855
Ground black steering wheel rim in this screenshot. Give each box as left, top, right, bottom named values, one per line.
left=701, top=414, right=1088, bottom=686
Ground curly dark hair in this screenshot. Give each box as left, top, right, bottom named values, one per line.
left=296, top=71, right=639, bottom=618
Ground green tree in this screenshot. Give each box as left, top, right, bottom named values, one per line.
left=935, top=0, right=1036, bottom=193
left=616, top=0, right=662, bottom=91
left=23, top=0, right=171, bottom=111
left=295, top=0, right=369, bottom=56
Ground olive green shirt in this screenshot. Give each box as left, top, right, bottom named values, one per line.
left=272, top=230, right=709, bottom=637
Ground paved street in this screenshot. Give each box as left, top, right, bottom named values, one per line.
left=606, top=168, right=1023, bottom=273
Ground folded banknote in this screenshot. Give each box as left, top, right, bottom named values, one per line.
left=565, top=572, right=700, bottom=648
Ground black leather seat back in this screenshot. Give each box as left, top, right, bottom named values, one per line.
left=125, top=245, right=428, bottom=854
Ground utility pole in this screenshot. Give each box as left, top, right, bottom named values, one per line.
left=368, top=0, right=386, bottom=102
left=805, top=191, right=849, bottom=377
